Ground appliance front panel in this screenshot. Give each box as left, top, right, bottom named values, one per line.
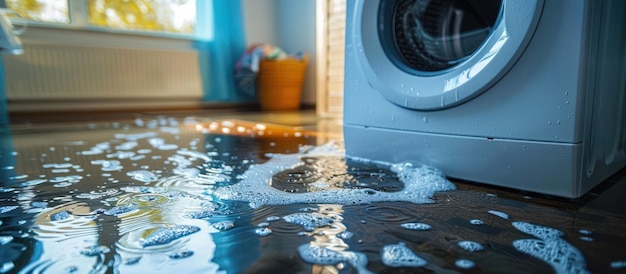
left=344, top=0, right=588, bottom=143
left=353, top=0, right=543, bottom=111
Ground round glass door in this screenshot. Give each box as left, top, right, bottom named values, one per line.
left=382, top=0, right=502, bottom=73
left=352, top=0, right=543, bottom=110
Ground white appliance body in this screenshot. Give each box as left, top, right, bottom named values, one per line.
left=343, top=0, right=626, bottom=198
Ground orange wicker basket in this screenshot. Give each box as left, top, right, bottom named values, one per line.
left=257, top=54, right=309, bottom=111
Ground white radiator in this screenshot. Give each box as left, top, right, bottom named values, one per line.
left=3, top=44, right=203, bottom=110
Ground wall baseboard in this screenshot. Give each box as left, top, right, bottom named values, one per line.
left=8, top=102, right=261, bottom=124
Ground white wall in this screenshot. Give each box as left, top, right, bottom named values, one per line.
left=242, top=0, right=280, bottom=46
left=277, top=0, right=316, bottom=104
left=242, top=0, right=317, bottom=105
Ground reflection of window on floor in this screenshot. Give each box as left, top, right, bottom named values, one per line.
left=6, top=0, right=196, bottom=35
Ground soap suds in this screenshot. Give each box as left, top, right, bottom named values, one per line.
left=211, top=143, right=455, bottom=208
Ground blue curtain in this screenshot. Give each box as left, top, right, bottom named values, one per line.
left=0, top=54, right=16, bottom=183
left=0, top=55, right=7, bottom=126
left=196, top=0, right=247, bottom=102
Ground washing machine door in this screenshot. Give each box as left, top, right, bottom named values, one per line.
left=352, top=0, right=543, bottom=110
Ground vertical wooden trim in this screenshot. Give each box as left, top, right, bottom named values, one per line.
left=315, top=0, right=329, bottom=116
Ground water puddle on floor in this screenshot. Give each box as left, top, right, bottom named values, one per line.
left=0, top=117, right=623, bottom=273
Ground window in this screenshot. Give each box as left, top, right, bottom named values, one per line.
left=5, top=0, right=69, bottom=23
left=5, top=0, right=197, bottom=37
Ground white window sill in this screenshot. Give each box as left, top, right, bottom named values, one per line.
left=12, top=18, right=196, bottom=39
left=17, top=24, right=200, bottom=52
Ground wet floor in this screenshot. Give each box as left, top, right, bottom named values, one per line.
left=0, top=113, right=625, bottom=274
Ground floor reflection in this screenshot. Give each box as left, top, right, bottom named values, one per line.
left=0, top=114, right=624, bottom=274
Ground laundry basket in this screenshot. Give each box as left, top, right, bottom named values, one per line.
left=257, top=54, right=309, bottom=111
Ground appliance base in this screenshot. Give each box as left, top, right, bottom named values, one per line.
left=344, top=124, right=606, bottom=198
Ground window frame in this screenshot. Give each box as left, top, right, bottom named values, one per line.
left=8, top=0, right=204, bottom=41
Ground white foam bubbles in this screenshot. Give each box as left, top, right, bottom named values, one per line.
left=512, top=222, right=563, bottom=239
left=512, top=222, right=589, bottom=274
left=115, top=141, right=138, bottom=151
left=381, top=242, right=427, bottom=268
left=9, top=174, right=28, bottom=180
left=338, top=231, right=354, bottom=240
left=160, top=127, right=180, bottom=135
left=488, top=210, right=509, bottom=219
left=0, top=206, right=18, bottom=215
left=211, top=143, right=455, bottom=208
left=266, top=216, right=281, bottom=222
left=298, top=244, right=345, bottom=265
left=126, top=170, right=158, bottom=183
left=457, top=241, right=484, bottom=252
left=42, top=163, right=73, bottom=169
left=91, top=160, right=123, bottom=172
left=107, top=151, right=136, bottom=159
left=21, top=179, right=47, bottom=187
left=148, top=137, right=178, bottom=150
left=81, top=142, right=111, bottom=155
left=254, top=227, right=272, bottom=237
left=140, top=225, right=201, bottom=247
left=611, top=261, right=626, bottom=269
left=115, top=132, right=157, bottom=141
left=400, top=222, right=432, bottom=231
left=211, top=221, right=234, bottom=231
left=0, top=235, right=13, bottom=245
left=283, top=213, right=334, bottom=231
left=0, top=262, right=14, bottom=273
left=470, top=219, right=484, bottom=225
left=455, top=259, right=475, bottom=269
left=297, top=243, right=371, bottom=273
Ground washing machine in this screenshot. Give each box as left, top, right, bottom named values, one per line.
left=343, top=0, right=626, bottom=198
